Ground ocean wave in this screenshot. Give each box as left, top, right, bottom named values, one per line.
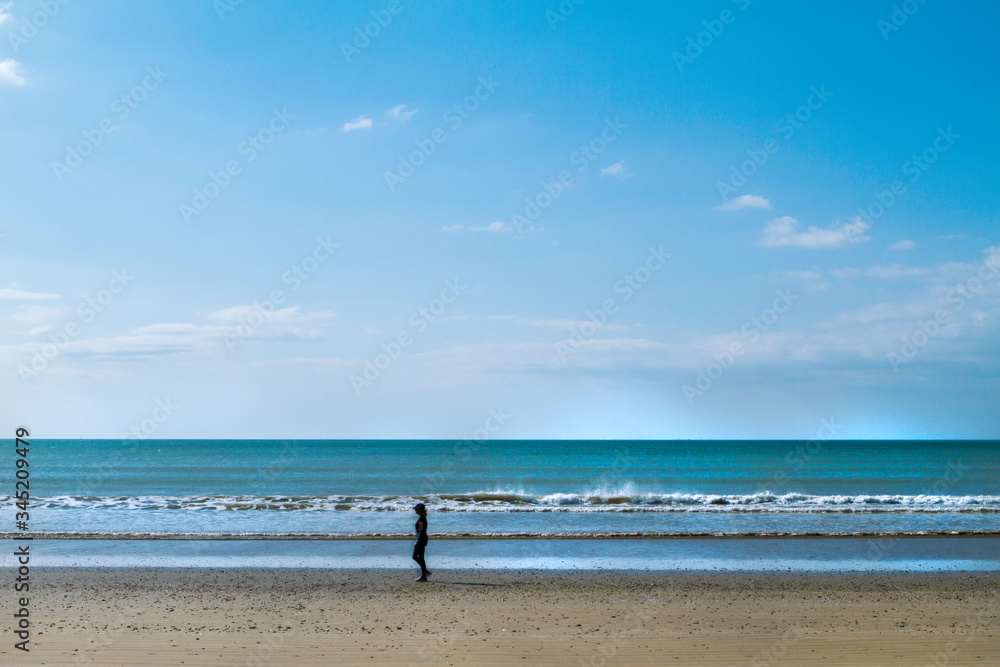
left=2, top=530, right=999, bottom=540
left=4, top=491, right=1000, bottom=513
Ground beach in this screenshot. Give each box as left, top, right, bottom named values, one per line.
left=5, top=567, right=997, bottom=666
left=3, top=439, right=998, bottom=663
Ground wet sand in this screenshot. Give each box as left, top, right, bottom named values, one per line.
left=3, top=568, right=998, bottom=665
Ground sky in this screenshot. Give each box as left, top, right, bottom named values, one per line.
left=1, top=0, right=998, bottom=440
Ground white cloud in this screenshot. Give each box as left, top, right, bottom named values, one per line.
left=601, top=160, right=631, bottom=179
left=0, top=304, right=65, bottom=336
left=759, top=216, right=870, bottom=249
left=205, top=304, right=334, bottom=327
left=447, top=314, right=626, bottom=331
left=386, top=104, right=418, bottom=123
left=0, top=58, right=26, bottom=86
left=6, top=306, right=338, bottom=362
left=890, top=239, right=917, bottom=250
left=469, top=221, right=511, bottom=233
left=440, top=222, right=512, bottom=233
left=0, top=288, right=60, bottom=300
left=0, top=2, right=13, bottom=26
left=407, top=247, right=1000, bottom=383
left=831, top=264, right=932, bottom=280
left=824, top=300, right=941, bottom=328
left=342, top=115, right=373, bottom=132
left=414, top=332, right=818, bottom=378
left=714, top=194, right=771, bottom=211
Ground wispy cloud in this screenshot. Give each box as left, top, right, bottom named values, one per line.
left=12, top=306, right=337, bottom=362
left=386, top=104, right=418, bottom=123
left=0, top=288, right=60, bottom=300
left=890, top=239, right=917, bottom=250
left=342, top=115, right=373, bottom=132
left=759, top=216, right=869, bottom=249
left=343, top=105, right=417, bottom=131
left=0, top=58, right=26, bottom=86
left=419, top=249, right=1000, bottom=378
left=446, top=314, right=626, bottom=330
left=714, top=194, right=771, bottom=211
left=469, top=221, right=511, bottom=232
left=3, top=305, right=65, bottom=333
left=205, top=304, right=335, bottom=327
left=601, top=160, right=631, bottom=179
left=831, top=264, right=933, bottom=280
left=440, top=221, right=512, bottom=233
left=0, top=2, right=13, bottom=26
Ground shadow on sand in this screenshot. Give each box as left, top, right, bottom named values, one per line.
left=423, top=580, right=503, bottom=587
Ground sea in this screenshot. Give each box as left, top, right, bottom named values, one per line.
left=3, top=439, right=999, bottom=570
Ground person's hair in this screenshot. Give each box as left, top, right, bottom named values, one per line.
left=414, top=503, right=426, bottom=515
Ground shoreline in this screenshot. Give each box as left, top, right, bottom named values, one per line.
left=5, top=529, right=1000, bottom=539
left=9, top=535, right=998, bottom=572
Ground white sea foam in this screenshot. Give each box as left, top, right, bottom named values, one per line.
left=5, top=491, right=1000, bottom=513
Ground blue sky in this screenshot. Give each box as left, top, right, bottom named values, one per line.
left=1, top=0, right=998, bottom=439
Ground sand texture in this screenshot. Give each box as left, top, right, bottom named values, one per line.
left=2, top=568, right=997, bottom=666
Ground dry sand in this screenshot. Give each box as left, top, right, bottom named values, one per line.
left=3, top=568, right=997, bottom=666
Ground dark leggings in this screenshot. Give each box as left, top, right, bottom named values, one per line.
left=412, top=541, right=428, bottom=573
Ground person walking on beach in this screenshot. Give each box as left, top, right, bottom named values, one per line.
left=412, top=503, right=430, bottom=582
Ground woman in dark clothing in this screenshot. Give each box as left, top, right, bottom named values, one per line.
left=412, top=503, right=430, bottom=581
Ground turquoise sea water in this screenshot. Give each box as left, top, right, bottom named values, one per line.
left=2, top=439, right=998, bottom=537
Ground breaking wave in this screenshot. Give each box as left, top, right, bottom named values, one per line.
left=7, top=490, right=1000, bottom=514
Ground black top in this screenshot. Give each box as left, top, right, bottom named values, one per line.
left=415, top=516, right=428, bottom=545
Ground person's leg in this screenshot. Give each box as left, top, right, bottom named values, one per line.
left=412, top=543, right=427, bottom=578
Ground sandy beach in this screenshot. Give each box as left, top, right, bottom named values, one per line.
left=3, top=568, right=996, bottom=666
